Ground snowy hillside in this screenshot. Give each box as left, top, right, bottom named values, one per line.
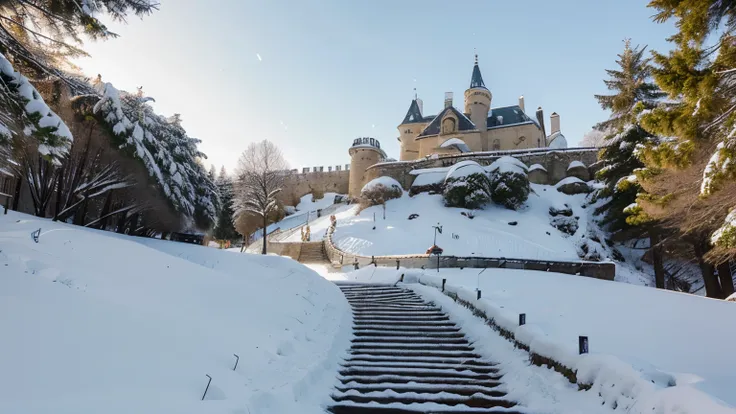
left=332, top=184, right=599, bottom=261
left=0, top=212, right=351, bottom=414
left=323, top=266, right=736, bottom=412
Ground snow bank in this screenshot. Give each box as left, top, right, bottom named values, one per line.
left=529, top=163, right=547, bottom=172
left=556, top=176, right=586, bottom=186
left=0, top=211, right=351, bottom=414
left=412, top=268, right=736, bottom=412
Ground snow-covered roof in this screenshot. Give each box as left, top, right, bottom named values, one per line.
left=440, top=138, right=471, bottom=153
left=567, top=160, right=586, bottom=170
left=417, top=106, right=476, bottom=138
left=547, top=131, right=568, bottom=149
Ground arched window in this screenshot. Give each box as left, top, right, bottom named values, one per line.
left=442, top=118, right=456, bottom=134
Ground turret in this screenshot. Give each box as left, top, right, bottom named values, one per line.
left=349, top=137, right=386, bottom=199
left=463, top=55, right=492, bottom=146
left=397, top=96, right=428, bottom=161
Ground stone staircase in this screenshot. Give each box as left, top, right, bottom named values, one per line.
left=329, top=283, right=522, bottom=413
left=298, top=241, right=328, bottom=263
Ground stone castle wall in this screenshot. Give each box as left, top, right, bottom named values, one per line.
left=365, top=147, right=600, bottom=190
left=281, top=169, right=350, bottom=205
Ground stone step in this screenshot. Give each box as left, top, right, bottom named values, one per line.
left=328, top=403, right=524, bottom=414
left=331, top=391, right=516, bottom=409
left=353, top=325, right=461, bottom=332
left=343, top=355, right=495, bottom=366
left=349, top=349, right=482, bottom=359
left=352, top=330, right=465, bottom=339
left=334, top=383, right=505, bottom=397
left=340, top=361, right=499, bottom=375
left=352, top=315, right=451, bottom=322
left=350, top=344, right=475, bottom=353
left=339, top=366, right=500, bottom=379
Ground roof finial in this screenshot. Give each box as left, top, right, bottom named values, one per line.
left=474, top=48, right=478, bottom=64
left=413, top=87, right=417, bottom=100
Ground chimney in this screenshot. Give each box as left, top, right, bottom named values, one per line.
left=518, top=95, right=525, bottom=112
left=416, top=98, right=424, bottom=116
left=536, top=107, right=547, bottom=140
left=444, top=92, right=454, bottom=108
left=550, top=112, right=560, bottom=134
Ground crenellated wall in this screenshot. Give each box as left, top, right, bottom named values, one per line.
left=365, top=147, right=600, bottom=190
left=280, top=169, right=350, bottom=205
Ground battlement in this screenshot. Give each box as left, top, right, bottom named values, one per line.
left=352, top=137, right=381, bottom=149
left=294, top=164, right=351, bottom=175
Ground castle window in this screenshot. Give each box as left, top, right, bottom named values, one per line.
left=441, top=118, right=456, bottom=134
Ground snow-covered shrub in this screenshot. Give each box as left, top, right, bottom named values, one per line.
left=442, top=161, right=491, bottom=209
left=360, top=176, right=402, bottom=210
left=283, top=205, right=297, bottom=216
left=409, top=182, right=443, bottom=196
left=443, top=173, right=491, bottom=209
left=550, top=216, right=579, bottom=236
left=487, top=156, right=530, bottom=210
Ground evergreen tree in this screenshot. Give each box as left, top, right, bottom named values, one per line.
left=0, top=0, right=157, bottom=75
left=635, top=0, right=736, bottom=297
left=213, top=166, right=238, bottom=240
left=592, top=40, right=667, bottom=288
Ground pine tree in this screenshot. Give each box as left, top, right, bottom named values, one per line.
left=213, top=166, right=238, bottom=241
left=635, top=0, right=736, bottom=297
left=0, top=0, right=157, bottom=75
left=592, top=40, right=667, bottom=288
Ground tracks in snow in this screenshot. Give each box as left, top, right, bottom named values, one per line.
left=329, top=283, right=523, bottom=414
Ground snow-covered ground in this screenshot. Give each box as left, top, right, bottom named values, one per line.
left=325, top=266, right=736, bottom=412
left=332, top=185, right=593, bottom=261
left=0, top=211, right=351, bottom=414
left=294, top=192, right=344, bottom=212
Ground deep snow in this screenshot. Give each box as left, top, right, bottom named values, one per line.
left=332, top=185, right=591, bottom=261
left=0, top=211, right=351, bottom=414
left=324, top=266, right=735, bottom=412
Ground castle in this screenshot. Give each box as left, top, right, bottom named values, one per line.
left=285, top=56, right=578, bottom=201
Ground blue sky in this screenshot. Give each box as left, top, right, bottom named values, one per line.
left=76, top=0, right=676, bottom=172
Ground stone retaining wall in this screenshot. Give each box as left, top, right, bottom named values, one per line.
left=324, top=226, right=615, bottom=280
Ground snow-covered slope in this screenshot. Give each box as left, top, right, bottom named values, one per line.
left=332, top=185, right=592, bottom=261
left=326, top=266, right=736, bottom=413
left=0, top=211, right=351, bottom=414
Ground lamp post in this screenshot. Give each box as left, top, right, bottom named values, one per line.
left=432, top=223, right=442, bottom=246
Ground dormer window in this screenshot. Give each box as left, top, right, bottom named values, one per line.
left=441, top=117, right=456, bottom=134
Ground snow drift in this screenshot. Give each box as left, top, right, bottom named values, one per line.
left=0, top=211, right=351, bottom=414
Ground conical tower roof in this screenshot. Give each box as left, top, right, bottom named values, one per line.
left=401, top=99, right=424, bottom=124
left=469, top=54, right=487, bottom=89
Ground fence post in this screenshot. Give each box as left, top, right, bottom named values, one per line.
left=399, top=274, right=404, bottom=282
left=442, top=278, right=446, bottom=292
left=201, top=374, right=212, bottom=400
left=579, top=336, right=589, bottom=354
left=477, top=290, right=482, bottom=300
left=519, top=313, right=526, bottom=326
left=232, top=354, right=240, bottom=370
left=396, top=259, right=400, bottom=270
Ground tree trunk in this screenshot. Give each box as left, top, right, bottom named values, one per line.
left=716, top=262, right=735, bottom=298
left=650, top=232, right=665, bottom=289
left=693, top=240, right=724, bottom=298
left=12, top=175, right=22, bottom=210
left=261, top=215, right=268, bottom=255
left=97, top=192, right=113, bottom=229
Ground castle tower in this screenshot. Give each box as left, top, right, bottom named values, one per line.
left=348, top=137, right=386, bottom=199
left=463, top=55, right=492, bottom=150
left=397, top=94, right=429, bottom=161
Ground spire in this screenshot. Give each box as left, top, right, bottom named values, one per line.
left=401, top=98, right=423, bottom=124
left=469, top=54, right=487, bottom=89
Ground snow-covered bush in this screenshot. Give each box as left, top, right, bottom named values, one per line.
left=488, top=157, right=530, bottom=210
left=360, top=176, right=402, bottom=209
left=443, top=173, right=491, bottom=209
left=441, top=161, right=490, bottom=209
left=550, top=216, right=579, bottom=236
